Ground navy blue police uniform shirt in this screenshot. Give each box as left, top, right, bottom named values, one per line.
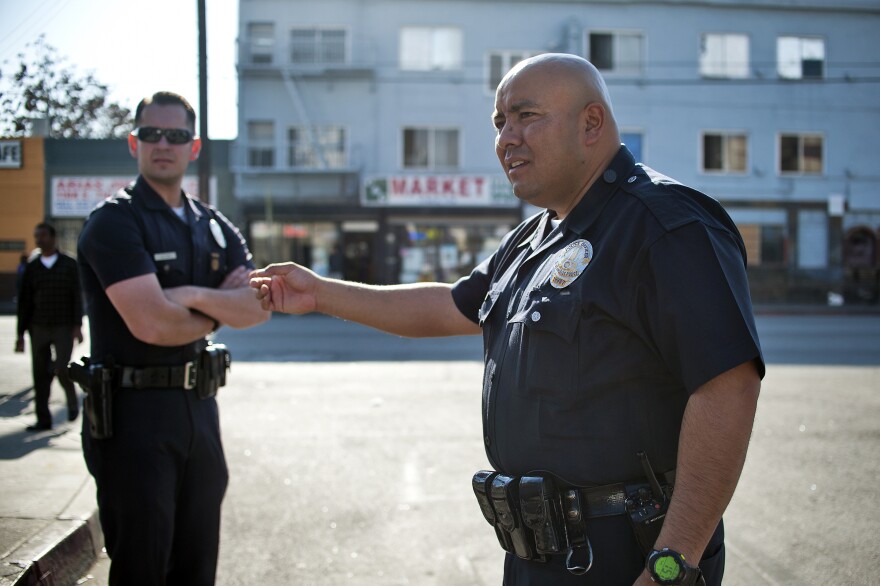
left=78, top=176, right=254, bottom=367
left=451, top=146, right=765, bottom=487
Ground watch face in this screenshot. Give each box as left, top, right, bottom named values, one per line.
left=651, top=552, right=684, bottom=584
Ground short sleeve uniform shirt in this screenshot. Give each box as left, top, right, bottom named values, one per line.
left=78, top=176, right=254, bottom=367
left=451, top=146, right=765, bottom=486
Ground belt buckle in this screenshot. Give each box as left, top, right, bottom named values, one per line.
left=183, top=361, right=197, bottom=390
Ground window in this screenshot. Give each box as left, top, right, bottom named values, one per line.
left=288, top=126, right=346, bottom=168
left=247, top=121, right=274, bottom=168
left=621, top=131, right=643, bottom=163
left=400, top=27, right=462, bottom=71
left=700, top=33, right=749, bottom=78
left=777, top=36, right=824, bottom=79
left=779, top=133, right=823, bottom=174
left=486, top=50, right=540, bottom=92
left=247, top=23, right=275, bottom=64
left=702, top=132, right=747, bottom=173
left=588, top=31, right=643, bottom=74
left=403, top=128, right=459, bottom=169
left=290, top=28, right=346, bottom=64
left=740, top=224, right=787, bottom=266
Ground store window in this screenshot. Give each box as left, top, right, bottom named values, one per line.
left=403, top=127, right=459, bottom=169
left=247, top=121, right=275, bottom=168
left=249, top=221, right=338, bottom=275
left=739, top=224, right=787, bottom=266
left=289, top=126, right=346, bottom=168
left=394, top=221, right=513, bottom=283
left=777, top=36, right=824, bottom=79
left=587, top=30, right=643, bottom=75
left=700, top=33, right=749, bottom=78
left=290, top=28, right=347, bottom=64
left=702, top=132, right=747, bottom=173
left=486, top=50, right=540, bottom=92
left=779, top=133, right=823, bottom=174
left=400, top=27, right=463, bottom=71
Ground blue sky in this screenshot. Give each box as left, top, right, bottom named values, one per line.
left=0, top=0, right=239, bottom=139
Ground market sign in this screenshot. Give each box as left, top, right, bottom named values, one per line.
left=362, top=174, right=516, bottom=207
left=0, top=140, right=22, bottom=169
left=51, top=176, right=214, bottom=217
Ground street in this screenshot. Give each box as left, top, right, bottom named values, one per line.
left=2, top=313, right=878, bottom=585
left=207, top=313, right=879, bottom=585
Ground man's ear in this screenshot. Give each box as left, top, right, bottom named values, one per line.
left=128, top=132, right=138, bottom=158
left=582, top=103, right=605, bottom=146
left=189, top=136, right=202, bottom=161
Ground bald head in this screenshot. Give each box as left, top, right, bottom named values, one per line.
left=503, top=54, right=613, bottom=108
left=492, top=53, right=622, bottom=217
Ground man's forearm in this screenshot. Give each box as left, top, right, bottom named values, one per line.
left=653, top=361, right=761, bottom=563
left=167, top=286, right=269, bottom=329
left=314, top=280, right=479, bottom=338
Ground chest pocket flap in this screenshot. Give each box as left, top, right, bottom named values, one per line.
left=517, top=296, right=581, bottom=343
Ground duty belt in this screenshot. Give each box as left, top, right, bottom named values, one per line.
left=473, top=467, right=675, bottom=575
left=119, top=362, right=198, bottom=390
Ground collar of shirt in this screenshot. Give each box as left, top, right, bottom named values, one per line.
left=563, top=145, right=637, bottom=237
left=133, top=175, right=205, bottom=222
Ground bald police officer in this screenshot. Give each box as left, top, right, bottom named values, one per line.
left=250, top=55, right=763, bottom=585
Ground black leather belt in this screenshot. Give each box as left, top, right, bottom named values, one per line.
left=574, top=469, right=676, bottom=518
left=119, top=362, right=197, bottom=390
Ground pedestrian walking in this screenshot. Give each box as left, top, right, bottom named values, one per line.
left=251, top=54, right=764, bottom=585
left=76, top=91, right=269, bottom=585
left=15, top=223, right=83, bottom=431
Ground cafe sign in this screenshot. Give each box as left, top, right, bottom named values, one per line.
left=362, top=174, right=516, bottom=207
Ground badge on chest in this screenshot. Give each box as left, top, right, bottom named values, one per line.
left=549, top=239, right=593, bottom=289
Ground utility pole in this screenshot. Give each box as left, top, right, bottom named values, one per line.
left=198, top=0, right=210, bottom=203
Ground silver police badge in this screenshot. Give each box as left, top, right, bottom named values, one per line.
left=549, top=239, right=592, bottom=289
left=209, top=218, right=227, bottom=249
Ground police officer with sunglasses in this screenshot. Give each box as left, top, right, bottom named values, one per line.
left=77, top=91, right=269, bottom=585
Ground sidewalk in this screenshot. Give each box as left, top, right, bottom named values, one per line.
left=0, top=317, right=102, bottom=586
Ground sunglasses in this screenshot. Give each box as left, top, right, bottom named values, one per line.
left=132, top=127, right=195, bottom=145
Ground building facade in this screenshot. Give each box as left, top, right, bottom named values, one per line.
left=234, top=0, right=880, bottom=300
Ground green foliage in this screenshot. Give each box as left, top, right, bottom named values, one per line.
left=0, top=35, right=133, bottom=138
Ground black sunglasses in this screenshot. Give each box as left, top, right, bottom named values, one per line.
left=132, top=127, right=194, bottom=145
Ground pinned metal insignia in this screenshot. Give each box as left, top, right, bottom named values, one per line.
left=549, top=239, right=592, bottom=289
left=209, top=218, right=227, bottom=249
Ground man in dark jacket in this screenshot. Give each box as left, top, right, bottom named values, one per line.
left=16, top=222, right=83, bottom=431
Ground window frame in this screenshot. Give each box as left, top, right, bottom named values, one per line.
left=699, top=32, right=750, bottom=79
left=777, top=132, right=824, bottom=175
left=585, top=29, right=644, bottom=75
left=399, top=26, right=463, bottom=71
left=289, top=26, right=349, bottom=65
left=700, top=130, right=749, bottom=175
left=485, top=49, right=541, bottom=94
left=777, top=35, right=825, bottom=80
left=247, top=120, right=275, bottom=169
left=287, top=125, right=348, bottom=169
left=401, top=126, right=461, bottom=170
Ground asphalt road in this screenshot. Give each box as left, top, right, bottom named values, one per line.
left=79, top=313, right=879, bottom=585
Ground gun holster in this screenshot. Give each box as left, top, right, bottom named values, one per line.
left=69, top=356, right=115, bottom=440
left=196, top=343, right=231, bottom=399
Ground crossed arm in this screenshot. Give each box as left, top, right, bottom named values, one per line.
left=107, top=266, right=270, bottom=347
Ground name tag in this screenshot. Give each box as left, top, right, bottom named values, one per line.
left=154, top=251, right=177, bottom=262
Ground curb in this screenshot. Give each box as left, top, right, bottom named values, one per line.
left=6, top=510, right=102, bottom=586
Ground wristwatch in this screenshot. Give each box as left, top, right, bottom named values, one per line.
left=646, top=548, right=703, bottom=585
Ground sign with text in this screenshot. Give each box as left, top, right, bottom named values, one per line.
left=362, top=174, right=516, bottom=207
left=51, top=176, right=215, bottom=217
left=0, top=140, right=22, bottom=169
